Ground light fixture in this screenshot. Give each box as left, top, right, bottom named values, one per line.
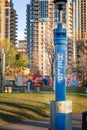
left=54, top=0, right=67, bottom=10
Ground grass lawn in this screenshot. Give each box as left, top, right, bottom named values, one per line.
left=0, top=90, right=87, bottom=125
left=0, top=92, right=54, bottom=125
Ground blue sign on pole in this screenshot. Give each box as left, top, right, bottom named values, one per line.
left=54, top=22, right=66, bottom=101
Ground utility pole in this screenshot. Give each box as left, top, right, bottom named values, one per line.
left=1, top=48, right=5, bottom=92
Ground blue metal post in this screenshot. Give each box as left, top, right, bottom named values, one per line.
left=54, top=22, right=67, bottom=130
left=54, top=22, right=66, bottom=101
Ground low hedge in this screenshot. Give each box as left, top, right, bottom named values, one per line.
left=30, top=85, right=53, bottom=91
left=66, top=87, right=86, bottom=93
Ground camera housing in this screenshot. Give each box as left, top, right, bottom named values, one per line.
left=54, top=0, right=67, bottom=10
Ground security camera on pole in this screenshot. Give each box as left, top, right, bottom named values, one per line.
left=50, top=0, right=72, bottom=130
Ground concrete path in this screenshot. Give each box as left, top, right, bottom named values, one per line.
left=72, top=114, right=82, bottom=130
left=0, top=114, right=82, bottom=130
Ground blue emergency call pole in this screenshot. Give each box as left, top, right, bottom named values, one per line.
left=54, top=22, right=66, bottom=101
left=53, top=1, right=72, bottom=130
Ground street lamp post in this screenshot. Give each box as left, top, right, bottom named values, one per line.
left=1, top=48, right=5, bottom=92
left=50, top=0, right=72, bottom=130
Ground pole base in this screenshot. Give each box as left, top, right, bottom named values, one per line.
left=50, top=100, right=72, bottom=130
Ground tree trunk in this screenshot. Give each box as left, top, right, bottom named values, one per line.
left=51, top=63, right=55, bottom=91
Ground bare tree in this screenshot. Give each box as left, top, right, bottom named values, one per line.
left=44, top=29, right=55, bottom=90
left=30, top=63, right=40, bottom=75
left=76, top=40, right=87, bottom=86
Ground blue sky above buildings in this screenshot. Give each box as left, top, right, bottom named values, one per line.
left=13, top=0, right=29, bottom=41
left=13, top=0, right=71, bottom=41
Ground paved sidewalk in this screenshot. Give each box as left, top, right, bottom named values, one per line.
left=72, top=114, right=82, bottom=130
left=0, top=114, right=82, bottom=130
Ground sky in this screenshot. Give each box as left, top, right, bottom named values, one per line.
left=13, top=0, right=30, bottom=41
left=13, top=0, right=71, bottom=41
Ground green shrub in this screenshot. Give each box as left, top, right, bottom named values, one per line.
left=66, top=87, right=86, bottom=93
left=30, top=85, right=53, bottom=91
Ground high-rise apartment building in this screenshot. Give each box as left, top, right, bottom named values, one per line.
left=27, top=0, right=74, bottom=75
left=73, top=0, right=87, bottom=40
left=18, top=40, right=27, bottom=49
left=66, top=2, right=73, bottom=68
left=72, top=0, right=87, bottom=65
left=0, top=0, right=17, bottom=44
left=27, top=0, right=54, bottom=75
left=26, top=4, right=30, bottom=57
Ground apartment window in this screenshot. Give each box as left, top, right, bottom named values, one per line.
left=39, top=1, right=48, bottom=19
left=6, top=9, right=9, bottom=17
left=41, top=27, right=43, bottom=29
left=5, top=32, right=8, bottom=38
left=5, top=18, right=8, bottom=27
